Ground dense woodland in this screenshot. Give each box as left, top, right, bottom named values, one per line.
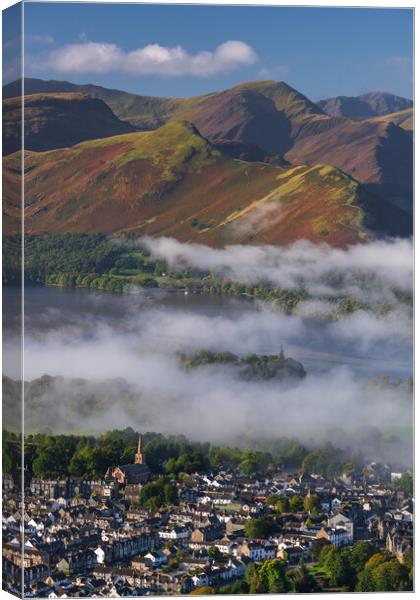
left=3, top=427, right=356, bottom=482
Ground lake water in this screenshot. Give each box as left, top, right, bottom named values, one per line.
left=3, top=285, right=412, bottom=379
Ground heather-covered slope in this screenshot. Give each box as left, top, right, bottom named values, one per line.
left=5, top=78, right=412, bottom=212
left=3, top=121, right=410, bottom=245
left=2, top=92, right=136, bottom=155
left=285, top=118, right=413, bottom=212
left=3, top=78, right=325, bottom=153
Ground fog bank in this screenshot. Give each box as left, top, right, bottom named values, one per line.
left=2, top=237, right=413, bottom=467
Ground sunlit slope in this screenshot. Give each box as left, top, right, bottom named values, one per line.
left=4, top=121, right=410, bottom=245
left=369, top=108, right=413, bottom=132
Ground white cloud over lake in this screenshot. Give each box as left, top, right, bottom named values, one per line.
left=141, top=236, right=413, bottom=305
left=2, top=236, right=412, bottom=466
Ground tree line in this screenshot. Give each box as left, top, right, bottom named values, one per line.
left=4, top=427, right=412, bottom=497
left=3, top=427, right=366, bottom=486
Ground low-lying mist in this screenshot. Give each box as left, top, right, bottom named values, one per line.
left=3, top=237, right=413, bottom=468
left=140, top=236, right=413, bottom=307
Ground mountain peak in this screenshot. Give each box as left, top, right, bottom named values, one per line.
left=317, top=91, right=412, bottom=118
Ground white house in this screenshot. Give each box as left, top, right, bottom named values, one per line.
left=144, top=550, right=166, bottom=566
left=94, top=546, right=106, bottom=565
left=317, top=526, right=349, bottom=548
left=328, top=513, right=354, bottom=543
left=331, top=498, right=342, bottom=511
left=215, top=539, right=236, bottom=555
left=192, top=572, right=209, bottom=587
left=241, top=540, right=276, bottom=561
left=27, top=518, right=44, bottom=533
left=158, top=526, right=191, bottom=541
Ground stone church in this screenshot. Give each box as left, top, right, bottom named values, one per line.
left=106, top=436, right=151, bottom=486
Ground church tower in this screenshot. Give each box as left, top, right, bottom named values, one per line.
left=135, top=435, right=145, bottom=465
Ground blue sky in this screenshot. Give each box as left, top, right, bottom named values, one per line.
left=4, top=3, right=414, bottom=100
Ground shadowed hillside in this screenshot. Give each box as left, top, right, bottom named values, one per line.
left=2, top=92, right=136, bottom=155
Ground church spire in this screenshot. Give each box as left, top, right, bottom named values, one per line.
left=135, top=435, right=144, bottom=465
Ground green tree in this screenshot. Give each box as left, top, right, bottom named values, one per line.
left=283, top=442, right=307, bottom=467
left=356, top=568, right=376, bottom=592
left=309, top=538, right=330, bottom=562
left=393, top=473, right=413, bottom=497
left=218, top=580, right=249, bottom=595
left=289, top=495, right=304, bottom=513
left=322, top=547, right=355, bottom=589
left=239, top=458, right=258, bottom=477
left=2, top=430, right=19, bottom=477
left=163, top=482, right=177, bottom=505
left=319, top=544, right=335, bottom=566
left=259, top=559, right=291, bottom=593
left=267, top=495, right=290, bottom=513
left=303, top=493, right=321, bottom=515
left=356, top=552, right=389, bottom=592
left=349, top=541, right=375, bottom=573
left=244, top=517, right=274, bottom=539
left=139, top=478, right=177, bottom=509
left=208, top=546, right=223, bottom=562
left=276, top=496, right=291, bottom=513
left=244, top=563, right=264, bottom=594
left=292, top=559, right=319, bottom=593
left=404, top=549, right=413, bottom=589
left=372, top=559, right=409, bottom=591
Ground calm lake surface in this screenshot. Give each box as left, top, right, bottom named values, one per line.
left=3, top=285, right=413, bottom=379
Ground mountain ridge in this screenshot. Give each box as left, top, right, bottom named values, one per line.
left=3, top=78, right=413, bottom=212
left=317, top=91, right=413, bottom=119
left=3, top=120, right=410, bottom=246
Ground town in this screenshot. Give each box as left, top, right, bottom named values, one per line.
left=2, top=433, right=413, bottom=596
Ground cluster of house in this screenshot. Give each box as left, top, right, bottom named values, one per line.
left=2, top=439, right=413, bottom=597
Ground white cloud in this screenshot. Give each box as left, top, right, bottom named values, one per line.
left=43, top=40, right=258, bottom=77
left=6, top=290, right=412, bottom=464
left=4, top=234, right=412, bottom=464
left=140, top=236, right=413, bottom=303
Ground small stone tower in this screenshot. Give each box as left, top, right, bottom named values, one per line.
left=135, top=435, right=145, bottom=465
